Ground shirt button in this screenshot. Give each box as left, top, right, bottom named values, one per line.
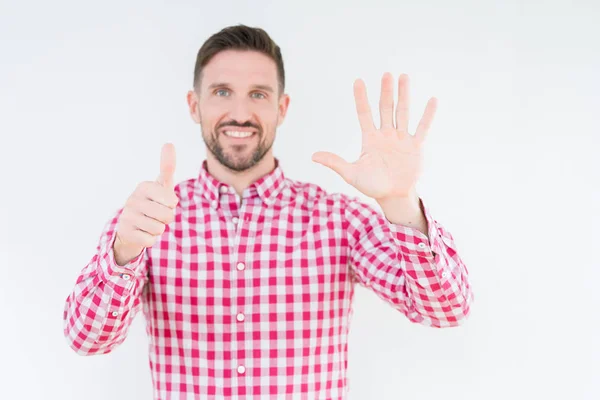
left=122, top=274, right=131, bottom=281
left=111, top=311, right=119, bottom=317
left=236, top=313, right=245, bottom=322
left=232, top=217, right=239, bottom=224
left=236, top=262, right=245, bottom=271
left=442, top=271, right=449, bottom=278
left=417, top=242, right=426, bottom=249
left=237, top=365, right=246, bottom=374
left=220, top=186, right=229, bottom=193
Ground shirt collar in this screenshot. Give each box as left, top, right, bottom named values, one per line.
left=195, top=158, right=287, bottom=206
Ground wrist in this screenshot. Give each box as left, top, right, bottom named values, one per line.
left=113, top=234, right=143, bottom=266
left=376, top=192, right=428, bottom=235
left=376, top=190, right=420, bottom=215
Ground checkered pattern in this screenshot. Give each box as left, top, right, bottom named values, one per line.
left=64, top=159, right=472, bottom=399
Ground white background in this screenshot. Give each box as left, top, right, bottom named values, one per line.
left=1, top=0, right=598, bottom=399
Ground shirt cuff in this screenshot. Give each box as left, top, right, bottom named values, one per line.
left=388, top=197, right=444, bottom=257
left=387, top=197, right=454, bottom=287
left=97, top=230, right=146, bottom=290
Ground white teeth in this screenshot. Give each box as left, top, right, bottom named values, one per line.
left=224, top=130, right=254, bottom=138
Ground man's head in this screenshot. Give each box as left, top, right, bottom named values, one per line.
left=187, top=25, right=290, bottom=172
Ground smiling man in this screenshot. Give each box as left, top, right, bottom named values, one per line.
left=64, top=24, right=473, bottom=399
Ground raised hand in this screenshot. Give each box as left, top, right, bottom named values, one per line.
left=113, top=143, right=179, bottom=266
left=312, top=73, right=437, bottom=201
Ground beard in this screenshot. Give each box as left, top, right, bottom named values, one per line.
left=202, top=120, right=275, bottom=172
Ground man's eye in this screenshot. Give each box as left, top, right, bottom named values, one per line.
left=216, top=89, right=230, bottom=97
left=251, top=92, right=266, bottom=99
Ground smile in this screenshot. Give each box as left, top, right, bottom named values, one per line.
left=223, top=130, right=255, bottom=138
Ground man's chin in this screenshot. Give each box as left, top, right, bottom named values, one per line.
left=220, top=156, right=259, bottom=172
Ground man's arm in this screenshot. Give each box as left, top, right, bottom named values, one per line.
left=345, top=195, right=472, bottom=328
left=64, top=143, right=177, bottom=355
left=63, top=209, right=148, bottom=355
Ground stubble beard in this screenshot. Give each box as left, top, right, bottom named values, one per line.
left=202, top=124, right=275, bottom=172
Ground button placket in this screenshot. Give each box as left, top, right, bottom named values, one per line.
left=232, top=196, right=251, bottom=384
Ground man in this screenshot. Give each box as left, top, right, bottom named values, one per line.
left=64, top=24, right=472, bottom=399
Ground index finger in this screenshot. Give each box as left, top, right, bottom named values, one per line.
left=354, top=79, right=375, bottom=135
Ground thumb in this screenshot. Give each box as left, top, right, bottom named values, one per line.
left=311, top=151, right=353, bottom=182
left=157, top=143, right=177, bottom=189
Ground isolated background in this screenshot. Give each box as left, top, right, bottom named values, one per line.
left=0, top=0, right=598, bottom=399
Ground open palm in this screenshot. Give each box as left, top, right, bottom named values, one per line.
left=312, top=73, right=438, bottom=200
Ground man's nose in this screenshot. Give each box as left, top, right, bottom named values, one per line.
left=228, top=98, right=253, bottom=122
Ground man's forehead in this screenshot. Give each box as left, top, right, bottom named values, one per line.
left=202, top=50, right=278, bottom=87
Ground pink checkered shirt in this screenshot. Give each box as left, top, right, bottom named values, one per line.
left=64, top=159, right=472, bottom=399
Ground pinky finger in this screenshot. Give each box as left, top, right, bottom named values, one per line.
left=414, top=97, right=438, bottom=144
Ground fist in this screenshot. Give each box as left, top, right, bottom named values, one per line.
left=113, top=143, right=178, bottom=266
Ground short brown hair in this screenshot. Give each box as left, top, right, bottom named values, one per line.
left=193, top=25, right=285, bottom=94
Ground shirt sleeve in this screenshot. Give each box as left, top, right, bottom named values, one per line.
left=344, top=196, right=473, bottom=328
left=63, top=208, right=148, bottom=355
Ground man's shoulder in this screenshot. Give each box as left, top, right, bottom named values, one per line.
left=282, top=177, right=374, bottom=209
left=284, top=177, right=339, bottom=200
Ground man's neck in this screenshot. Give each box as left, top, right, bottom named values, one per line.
left=205, top=152, right=276, bottom=198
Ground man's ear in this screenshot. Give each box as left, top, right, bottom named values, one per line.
left=277, top=94, right=290, bottom=127
left=187, top=90, right=201, bottom=124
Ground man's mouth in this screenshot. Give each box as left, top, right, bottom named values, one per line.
left=220, top=128, right=258, bottom=140
left=223, top=130, right=255, bottom=138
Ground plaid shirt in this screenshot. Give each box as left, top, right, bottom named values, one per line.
left=64, top=160, right=472, bottom=399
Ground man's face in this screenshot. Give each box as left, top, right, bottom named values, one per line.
left=188, top=50, right=290, bottom=172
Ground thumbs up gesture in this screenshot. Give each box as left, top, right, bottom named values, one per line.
left=114, top=143, right=179, bottom=266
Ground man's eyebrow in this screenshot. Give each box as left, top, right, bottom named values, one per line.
left=251, top=84, right=275, bottom=93
left=207, top=82, right=275, bottom=93
left=207, top=82, right=228, bottom=90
